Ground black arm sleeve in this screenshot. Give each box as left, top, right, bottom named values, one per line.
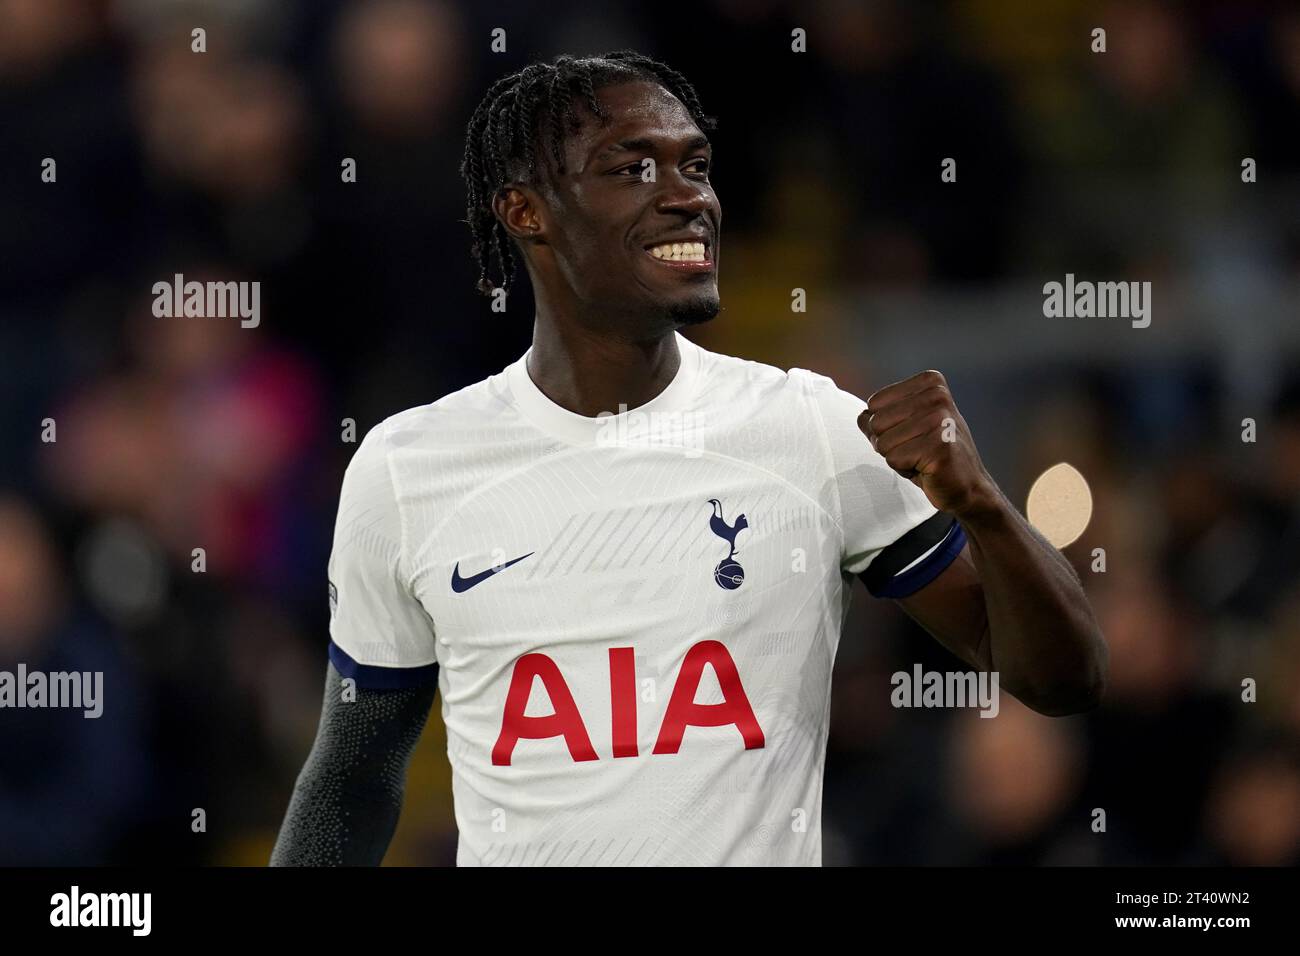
left=269, top=661, right=439, bottom=866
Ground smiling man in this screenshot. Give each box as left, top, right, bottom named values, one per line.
left=271, top=51, right=1107, bottom=867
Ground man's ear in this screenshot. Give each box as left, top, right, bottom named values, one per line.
left=494, top=185, right=546, bottom=244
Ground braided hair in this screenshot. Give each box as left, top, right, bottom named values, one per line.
left=460, top=51, right=716, bottom=296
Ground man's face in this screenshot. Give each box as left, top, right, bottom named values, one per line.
left=527, top=80, right=721, bottom=330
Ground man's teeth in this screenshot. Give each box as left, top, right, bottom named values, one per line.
left=649, top=241, right=707, bottom=262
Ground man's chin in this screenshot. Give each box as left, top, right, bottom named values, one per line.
left=667, top=291, right=721, bottom=327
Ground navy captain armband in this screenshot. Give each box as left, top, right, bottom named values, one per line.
left=858, top=512, right=966, bottom=599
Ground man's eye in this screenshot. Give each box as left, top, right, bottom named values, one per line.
left=612, top=159, right=709, bottom=177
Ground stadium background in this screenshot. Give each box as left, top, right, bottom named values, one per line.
left=1, top=0, right=1299, bottom=866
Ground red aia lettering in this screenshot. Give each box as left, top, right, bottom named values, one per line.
left=609, top=647, right=638, bottom=758
left=491, top=653, right=598, bottom=766
left=652, top=640, right=765, bottom=753
left=491, top=641, right=764, bottom=766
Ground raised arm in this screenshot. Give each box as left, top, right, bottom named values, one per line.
left=270, top=661, right=438, bottom=866
left=859, top=370, right=1107, bottom=716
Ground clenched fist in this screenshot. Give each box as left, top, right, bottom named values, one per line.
left=859, top=370, right=999, bottom=518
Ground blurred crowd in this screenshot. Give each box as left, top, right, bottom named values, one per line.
left=0, top=0, right=1298, bottom=865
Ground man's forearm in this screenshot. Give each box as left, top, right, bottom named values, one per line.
left=270, top=663, right=438, bottom=866
left=859, top=370, right=1108, bottom=716
left=958, top=486, right=1107, bottom=716
left=271, top=757, right=404, bottom=866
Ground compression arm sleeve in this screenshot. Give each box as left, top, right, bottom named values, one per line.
left=269, top=661, right=439, bottom=866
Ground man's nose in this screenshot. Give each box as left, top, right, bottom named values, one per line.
left=654, top=170, right=712, bottom=217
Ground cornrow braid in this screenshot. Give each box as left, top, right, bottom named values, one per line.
left=459, top=51, right=716, bottom=297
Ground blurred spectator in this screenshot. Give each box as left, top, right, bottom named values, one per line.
left=0, top=496, right=150, bottom=864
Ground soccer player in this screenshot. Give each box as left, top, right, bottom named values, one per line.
left=271, top=51, right=1106, bottom=866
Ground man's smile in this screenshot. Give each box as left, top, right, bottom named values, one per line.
left=641, top=236, right=715, bottom=273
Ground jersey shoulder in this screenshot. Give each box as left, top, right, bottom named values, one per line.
left=377, top=368, right=522, bottom=450
left=352, top=368, right=542, bottom=528
left=686, top=342, right=849, bottom=510
left=689, top=338, right=832, bottom=416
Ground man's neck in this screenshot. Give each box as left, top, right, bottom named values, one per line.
left=525, top=316, right=682, bottom=418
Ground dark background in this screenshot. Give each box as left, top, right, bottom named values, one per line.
left=1, top=0, right=1298, bottom=865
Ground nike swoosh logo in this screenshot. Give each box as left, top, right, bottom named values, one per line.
left=450, top=552, right=534, bottom=593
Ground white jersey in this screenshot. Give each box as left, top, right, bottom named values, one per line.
left=326, top=331, right=965, bottom=866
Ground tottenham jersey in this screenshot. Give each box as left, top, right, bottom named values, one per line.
left=326, top=331, right=965, bottom=866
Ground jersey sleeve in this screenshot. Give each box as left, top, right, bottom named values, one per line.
left=326, top=422, right=440, bottom=689
left=804, top=370, right=967, bottom=597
